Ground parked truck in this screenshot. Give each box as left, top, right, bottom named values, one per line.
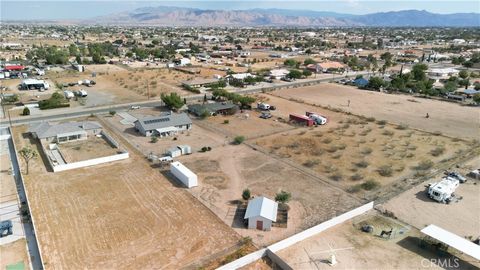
left=306, top=111, right=328, bottom=125
left=427, top=177, right=459, bottom=203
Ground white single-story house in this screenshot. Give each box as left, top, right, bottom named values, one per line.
left=228, top=73, right=254, bottom=80
left=244, top=196, right=278, bottom=231
left=134, top=112, right=192, bottom=137
left=29, top=121, right=102, bottom=144
left=269, top=69, right=289, bottom=80
left=428, top=68, right=459, bottom=81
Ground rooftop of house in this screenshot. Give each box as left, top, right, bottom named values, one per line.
left=188, top=102, right=238, bottom=115
left=244, top=196, right=278, bottom=222
left=134, top=112, right=192, bottom=131
left=29, top=121, right=102, bottom=139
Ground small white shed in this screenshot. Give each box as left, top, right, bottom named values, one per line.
left=244, top=196, right=278, bottom=231
left=170, top=161, right=198, bottom=188
left=166, top=147, right=182, bottom=158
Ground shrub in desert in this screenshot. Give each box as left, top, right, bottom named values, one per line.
left=382, top=130, right=394, bottom=136
left=341, top=123, right=350, bottom=129
left=360, top=147, right=373, bottom=155
left=223, top=120, right=229, bottom=124
left=329, top=172, right=343, bottom=181
left=355, top=160, right=369, bottom=168
left=365, top=117, right=376, bottom=122
left=303, top=159, right=320, bottom=168
left=233, top=136, right=245, bottom=145
left=275, top=191, right=291, bottom=205
left=331, top=153, right=342, bottom=159
left=350, top=173, right=364, bottom=181
left=396, top=124, right=409, bottom=130
left=360, top=180, right=379, bottom=190
left=347, top=184, right=362, bottom=193
left=406, top=153, right=415, bottom=158
left=430, top=146, right=445, bottom=157
left=326, top=145, right=338, bottom=153
left=322, top=138, right=332, bottom=144
left=310, top=148, right=324, bottom=156
left=416, top=160, right=434, bottom=171
left=432, top=131, right=442, bottom=136
left=150, top=136, right=158, bottom=143
left=377, top=165, right=393, bottom=177
left=376, top=120, right=387, bottom=125
left=242, top=189, right=251, bottom=201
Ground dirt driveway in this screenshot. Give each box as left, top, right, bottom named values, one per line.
left=273, top=83, right=480, bottom=139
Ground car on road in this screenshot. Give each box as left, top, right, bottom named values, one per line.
left=130, top=105, right=141, bottom=110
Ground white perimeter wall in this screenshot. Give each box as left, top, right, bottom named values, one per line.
left=52, top=152, right=129, bottom=172
left=217, top=201, right=374, bottom=270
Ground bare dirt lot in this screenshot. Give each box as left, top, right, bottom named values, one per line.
left=277, top=212, right=480, bottom=270
left=383, top=156, right=480, bottom=239
left=273, top=83, right=480, bottom=139
left=179, top=144, right=361, bottom=246
left=0, top=140, right=17, bottom=203
left=252, top=94, right=473, bottom=199
left=12, top=124, right=240, bottom=269
left=58, top=135, right=120, bottom=163
left=0, top=239, right=29, bottom=270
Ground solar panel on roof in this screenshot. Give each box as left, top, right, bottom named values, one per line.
left=143, top=117, right=170, bottom=125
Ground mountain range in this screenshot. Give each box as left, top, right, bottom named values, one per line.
left=84, top=7, right=479, bottom=27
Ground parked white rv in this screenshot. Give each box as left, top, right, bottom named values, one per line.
left=257, top=102, right=271, bottom=110
left=306, top=112, right=328, bottom=125
left=20, top=79, right=50, bottom=91
left=427, top=177, right=459, bottom=203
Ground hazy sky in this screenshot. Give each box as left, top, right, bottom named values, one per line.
left=1, top=1, right=479, bottom=20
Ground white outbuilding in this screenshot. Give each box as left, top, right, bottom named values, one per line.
left=244, top=196, right=278, bottom=231
left=170, top=161, right=198, bottom=188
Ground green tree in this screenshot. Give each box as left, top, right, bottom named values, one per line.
left=19, top=147, right=38, bottom=175
left=443, top=81, right=458, bottom=92
left=287, top=69, right=302, bottom=79
left=368, top=77, right=385, bottom=90
left=412, top=64, right=428, bottom=81
left=302, top=69, right=312, bottom=77
left=284, top=59, right=298, bottom=67
left=275, top=190, right=291, bottom=204
left=459, top=70, right=469, bottom=79
left=22, top=107, right=30, bottom=116
left=473, top=93, right=480, bottom=103
left=303, top=58, right=316, bottom=65
left=109, top=110, right=116, bottom=116
left=242, top=189, right=251, bottom=200
left=161, top=93, right=184, bottom=110
left=233, top=136, right=245, bottom=145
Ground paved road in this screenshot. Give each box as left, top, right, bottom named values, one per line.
left=1, top=72, right=366, bottom=127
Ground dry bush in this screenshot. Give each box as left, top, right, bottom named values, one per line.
left=303, top=159, right=320, bottom=168
left=310, top=148, right=324, bottom=156
left=329, top=172, right=343, bottom=181
left=350, top=173, right=364, bottom=181
left=432, top=131, right=442, bottom=136
left=331, top=153, right=342, bottom=159
left=365, top=117, right=376, bottom=122
left=360, top=147, right=373, bottom=155
left=355, top=160, right=369, bottom=168
left=377, top=165, right=393, bottom=177
left=361, top=180, right=379, bottom=190
left=341, top=123, right=350, bottom=129
left=287, top=142, right=300, bottom=149
left=322, top=138, right=332, bottom=144
left=336, top=143, right=347, bottom=150
left=396, top=124, right=409, bottom=130
left=406, top=153, right=415, bottom=158
left=347, top=184, right=362, bottom=193
left=376, top=120, right=387, bottom=125
left=430, top=146, right=445, bottom=157
left=382, top=130, right=394, bottom=136
left=416, top=160, right=434, bottom=170
left=326, top=145, right=338, bottom=153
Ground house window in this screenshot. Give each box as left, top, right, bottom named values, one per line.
left=58, top=136, right=67, bottom=142
left=68, top=134, right=80, bottom=141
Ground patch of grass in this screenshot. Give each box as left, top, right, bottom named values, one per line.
left=361, top=180, right=380, bottom=190
left=430, top=146, right=445, bottom=157
left=377, top=165, right=393, bottom=177
left=233, top=136, right=245, bottom=145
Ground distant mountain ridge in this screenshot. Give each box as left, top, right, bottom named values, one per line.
left=85, top=7, right=480, bottom=27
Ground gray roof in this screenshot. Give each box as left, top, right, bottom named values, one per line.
left=29, top=121, right=101, bottom=139
left=134, top=113, right=192, bottom=131
left=244, top=196, right=278, bottom=221
left=188, top=102, right=238, bottom=116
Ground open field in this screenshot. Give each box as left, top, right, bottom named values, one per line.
left=58, top=135, right=120, bottom=163
left=12, top=123, right=240, bottom=269
left=272, top=83, right=480, bottom=139
left=276, top=212, right=480, bottom=270
left=179, top=143, right=361, bottom=246
left=251, top=94, right=473, bottom=199
left=383, top=156, right=480, bottom=239
left=0, top=239, right=29, bottom=270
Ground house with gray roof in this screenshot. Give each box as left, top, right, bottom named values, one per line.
left=29, top=121, right=102, bottom=144
left=134, top=112, right=192, bottom=137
